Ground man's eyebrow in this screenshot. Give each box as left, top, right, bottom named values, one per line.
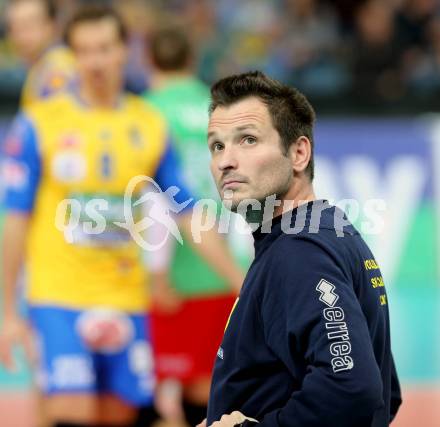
left=208, top=124, right=259, bottom=138
left=235, top=124, right=259, bottom=131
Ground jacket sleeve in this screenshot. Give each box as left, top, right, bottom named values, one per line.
left=257, top=237, right=385, bottom=427
left=390, top=354, right=402, bottom=422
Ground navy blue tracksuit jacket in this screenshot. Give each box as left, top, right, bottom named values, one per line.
left=207, top=201, right=401, bottom=426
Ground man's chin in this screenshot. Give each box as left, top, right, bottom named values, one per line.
left=221, top=193, right=257, bottom=214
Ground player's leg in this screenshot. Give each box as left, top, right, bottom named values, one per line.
left=149, top=301, right=192, bottom=425
left=102, top=312, right=158, bottom=427
left=150, top=293, right=236, bottom=426
left=43, top=391, right=140, bottom=426
left=182, top=377, right=211, bottom=427
left=181, top=294, right=238, bottom=426
left=98, top=394, right=138, bottom=425
left=28, top=305, right=101, bottom=426
left=31, top=306, right=155, bottom=426
left=153, top=378, right=186, bottom=426
left=42, top=394, right=96, bottom=425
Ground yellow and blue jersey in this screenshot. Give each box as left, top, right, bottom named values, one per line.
left=21, top=44, right=76, bottom=108
left=1, top=92, right=193, bottom=313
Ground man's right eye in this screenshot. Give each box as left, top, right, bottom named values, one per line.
left=211, top=142, right=224, bottom=152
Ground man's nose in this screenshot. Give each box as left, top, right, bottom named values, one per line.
left=217, top=146, right=238, bottom=171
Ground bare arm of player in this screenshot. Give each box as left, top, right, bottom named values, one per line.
left=150, top=270, right=184, bottom=314
left=154, top=141, right=244, bottom=293
left=178, top=214, right=244, bottom=294
left=0, top=213, right=35, bottom=370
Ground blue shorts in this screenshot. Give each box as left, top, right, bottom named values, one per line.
left=29, top=305, right=154, bottom=407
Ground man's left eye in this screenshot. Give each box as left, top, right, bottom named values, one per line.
left=243, top=136, right=256, bottom=145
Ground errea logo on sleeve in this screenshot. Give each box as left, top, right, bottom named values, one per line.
left=316, top=279, right=339, bottom=307
left=316, top=279, right=354, bottom=373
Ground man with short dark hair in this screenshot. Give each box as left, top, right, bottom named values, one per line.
left=198, top=71, right=401, bottom=427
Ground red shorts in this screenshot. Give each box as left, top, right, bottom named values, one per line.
left=150, top=294, right=236, bottom=384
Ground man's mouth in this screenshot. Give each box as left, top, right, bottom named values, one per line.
left=222, top=179, right=245, bottom=189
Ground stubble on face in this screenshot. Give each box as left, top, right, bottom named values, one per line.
left=208, top=97, right=294, bottom=214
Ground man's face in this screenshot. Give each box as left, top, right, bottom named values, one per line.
left=69, top=17, right=126, bottom=93
left=208, top=97, right=294, bottom=211
left=7, top=0, right=55, bottom=63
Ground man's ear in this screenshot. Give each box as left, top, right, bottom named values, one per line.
left=289, top=136, right=312, bottom=174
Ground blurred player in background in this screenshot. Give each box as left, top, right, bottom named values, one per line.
left=0, top=4, right=243, bottom=426
left=144, top=27, right=252, bottom=427
left=5, top=0, right=76, bottom=108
